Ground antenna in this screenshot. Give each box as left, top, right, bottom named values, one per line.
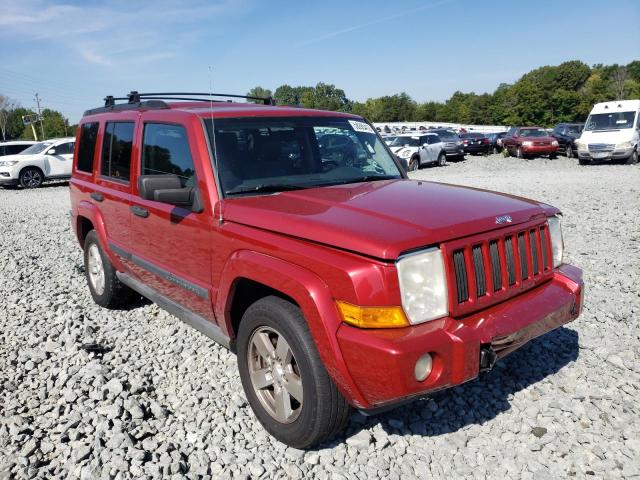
left=209, top=67, right=224, bottom=226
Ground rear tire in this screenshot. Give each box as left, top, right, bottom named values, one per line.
left=626, top=149, right=638, bottom=165
left=237, top=296, right=351, bottom=449
left=19, top=167, right=44, bottom=189
left=83, top=230, right=136, bottom=308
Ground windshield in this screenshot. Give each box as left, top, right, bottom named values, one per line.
left=565, top=125, right=583, bottom=136
left=519, top=129, right=547, bottom=137
left=433, top=130, right=458, bottom=140
left=20, top=142, right=51, bottom=155
left=585, top=112, right=636, bottom=131
left=461, top=133, right=484, bottom=139
left=204, top=116, right=402, bottom=196
left=390, top=136, right=420, bottom=147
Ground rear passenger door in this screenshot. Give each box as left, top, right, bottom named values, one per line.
left=128, top=121, right=214, bottom=321
left=94, top=119, right=136, bottom=259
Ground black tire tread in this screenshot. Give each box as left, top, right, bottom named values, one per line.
left=237, top=296, right=351, bottom=448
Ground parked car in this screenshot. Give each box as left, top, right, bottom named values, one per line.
left=575, top=100, right=639, bottom=165
left=0, top=140, right=37, bottom=157
left=502, top=127, right=559, bottom=159
left=388, top=133, right=447, bottom=170
left=460, top=132, right=491, bottom=155
left=551, top=123, right=583, bottom=158
left=0, top=137, right=75, bottom=188
left=383, top=135, right=398, bottom=146
left=317, top=133, right=360, bottom=167
left=70, top=91, right=583, bottom=449
left=487, top=132, right=507, bottom=154
left=429, top=129, right=465, bottom=160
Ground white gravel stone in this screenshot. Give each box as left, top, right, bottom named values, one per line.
left=0, top=156, right=638, bottom=478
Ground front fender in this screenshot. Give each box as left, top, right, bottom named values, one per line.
left=216, top=250, right=370, bottom=408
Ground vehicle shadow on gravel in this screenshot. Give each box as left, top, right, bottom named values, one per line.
left=332, top=326, right=579, bottom=446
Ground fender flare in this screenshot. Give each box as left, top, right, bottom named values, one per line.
left=76, top=200, right=126, bottom=271
left=216, top=250, right=370, bottom=408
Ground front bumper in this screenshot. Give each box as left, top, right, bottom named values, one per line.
left=337, top=265, right=583, bottom=409
left=577, top=147, right=634, bottom=162
left=521, top=145, right=558, bottom=155
left=0, top=166, right=19, bottom=184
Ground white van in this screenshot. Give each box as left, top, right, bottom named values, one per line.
left=575, top=100, right=639, bottom=165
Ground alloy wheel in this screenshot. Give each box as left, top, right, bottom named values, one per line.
left=87, top=243, right=106, bottom=295
left=22, top=169, right=42, bottom=188
left=247, top=326, right=303, bottom=424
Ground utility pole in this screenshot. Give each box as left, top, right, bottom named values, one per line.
left=34, top=93, right=45, bottom=140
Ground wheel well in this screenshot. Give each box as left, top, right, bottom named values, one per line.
left=228, top=278, right=298, bottom=338
left=77, top=216, right=94, bottom=246
left=19, top=165, right=44, bottom=178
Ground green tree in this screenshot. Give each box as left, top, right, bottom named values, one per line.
left=246, top=86, right=273, bottom=103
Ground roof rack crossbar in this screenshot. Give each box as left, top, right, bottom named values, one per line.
left=127, top=91, right=274, bottom=105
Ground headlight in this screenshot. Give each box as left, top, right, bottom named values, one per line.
left=0, top=160, right=19, bottom=167
left=400, top=149, right=412, bottom=158
left=522, top=141, right=533, bottom=147
left=547, top=215, right=564, bottom=268
left=397, top=248, right=448, bottom=324
left=615, top=141, right=632, bottom=150
left=551, top=140, right=559, bottom=146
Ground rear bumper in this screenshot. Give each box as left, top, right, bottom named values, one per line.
left=463, top=144, right=490, bottom=153
left=337, top=264, right=583, bottom=409
left=444, top=147, right=465, bottom=157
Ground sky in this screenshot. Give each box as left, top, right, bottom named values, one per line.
left=1, top=0, right=638, bottom=123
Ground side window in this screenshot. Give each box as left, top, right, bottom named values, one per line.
left=9, top=145, right=26, bottom=155
left=506, top=127, right=516, bottom=137
left=101, top=122, right=134, bottom=181
left=77, top=122, right=99, bottom=173
left=57, top=142, right=74, bottom=155
left=141, top=123, right=195, bottom=187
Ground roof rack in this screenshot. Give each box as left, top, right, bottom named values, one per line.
left=84, top=91, right=275, bottom=116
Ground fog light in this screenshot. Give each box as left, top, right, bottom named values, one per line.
left=414, top=353, right=433, bottom=382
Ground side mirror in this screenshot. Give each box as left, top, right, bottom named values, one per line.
left=138, top=174, right=203, bottom=213
left=47, top=149, right=56, bottom=155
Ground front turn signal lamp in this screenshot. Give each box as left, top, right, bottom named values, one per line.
left=336, top=301, right=409, bottom=328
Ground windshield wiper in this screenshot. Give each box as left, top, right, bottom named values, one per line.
left=329, top=174, right=400, bottom=186
left=225, top=183, right=309, bottom=196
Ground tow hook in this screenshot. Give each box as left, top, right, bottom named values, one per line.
left=479, top=345, right=498, bottom=372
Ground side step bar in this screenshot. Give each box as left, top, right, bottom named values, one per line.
left=116, top=271, right=232, bottom=351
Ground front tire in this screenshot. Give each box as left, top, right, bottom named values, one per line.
left=516, top=147, right=524, bottom=159
left=237, top=296, right=351, bottom=449
left=83, top=231, right=135, bottom=308
left=578, top=157, right=590, bottom=166
left=437, top=152, right=447, bottom=167
left=566, top=145, right=573, bottom=158
left=19, top=167, right=43, bottom=188
left=627, top=149, right=638, bottom=165
left=408, top=156, right=419, bottom=171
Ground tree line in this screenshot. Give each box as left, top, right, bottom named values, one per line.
left=0, top=95, right=72, bottom=141
left=248, top=60, right=640, bottom=126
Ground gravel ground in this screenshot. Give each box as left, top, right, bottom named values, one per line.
left=1, top=154, right=639, bottom=479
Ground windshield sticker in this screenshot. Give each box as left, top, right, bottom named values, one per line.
left=616, top=119, right=628, bottom=124
left=366, top=143, right=375, bottom=154
left=349, top=120, right=375, bottom=134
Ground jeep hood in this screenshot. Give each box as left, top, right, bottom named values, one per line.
left=223, top=179, right=558, bottom=260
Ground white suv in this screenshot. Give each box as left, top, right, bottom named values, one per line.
left=0, top=137, right=75, bottom=188
left=388, top=133, right=447, bottom=171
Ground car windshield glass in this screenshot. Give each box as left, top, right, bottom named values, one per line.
left=584, top=112, right=635, bottom=131
left=20, top=142, right=51, bottom=155
left=565, top=125, right=583, bottom=136
left=390, top=136, right=420, bottom=147
left=203, top=116, right=402, bottom=196
left=519, top=129, right=547, bottom=137
left=461, top=133, right=483, bottom=138
left=434, top=130, right=458, bottom=140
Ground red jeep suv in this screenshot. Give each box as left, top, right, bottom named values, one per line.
left=70, top=92, right=583, bottom=448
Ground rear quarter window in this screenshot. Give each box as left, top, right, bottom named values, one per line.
left=77, top=123, right=99, bottom=173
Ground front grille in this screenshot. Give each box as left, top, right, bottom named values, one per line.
left=534, top=141, right=549, bottom=146
left=447, top=221, right=553, bottom=315
left=588, top=143, right=615, bottom=152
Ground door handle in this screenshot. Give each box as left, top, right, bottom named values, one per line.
left=90, top=192, right=104, bottom=202
left=130, top=205, right=149, bottom=218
